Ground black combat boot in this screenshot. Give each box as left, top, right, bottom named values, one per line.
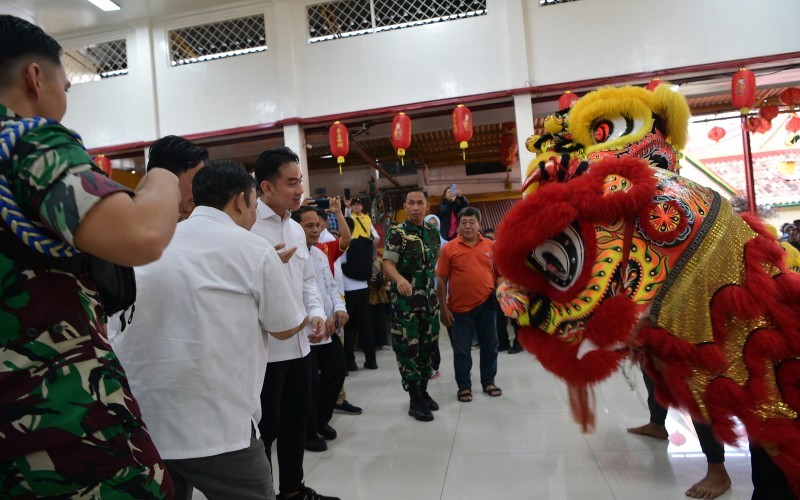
left=408, top=387, right=434, bottom=422
left=420, top=380, right=439, bottom=411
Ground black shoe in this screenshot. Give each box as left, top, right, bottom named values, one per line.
left=347, top=360, right=358, bottom=371
left=422, top=391, right=439, bottom=411
left=333, top=400, right=362, bottom=415
left=304, top=434, right=327, bottom=452
left=508, top=344, right=523, bottom=354
left=408, top=389, right=434, bottom=422
left=364, top=361, right=378, bottom=369
left=317, top=423, right=337, bottom=440
left=279, top=485, right=340, bottom=500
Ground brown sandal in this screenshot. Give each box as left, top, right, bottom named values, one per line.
left=457, top=387, right=472, bottom=402
left=482, top=384, right=502, bottom=397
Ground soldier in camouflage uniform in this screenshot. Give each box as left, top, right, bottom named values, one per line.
left=382, top=189, right=442, bottom=422
left=0, top=16, right=180, bottom=498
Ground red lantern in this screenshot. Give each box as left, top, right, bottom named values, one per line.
left=758, top=105, right=779, bottom=122
left=756, top=119, right=772, bottom=134
left=94, top=154, right=112, bottom=176
left=328, top=121, right=349, bottom=175
left=390, top=112, right=412, bottom=165
left=780, top=87, right=800, bottom=107
left=743, top=116, right=762, bottom=133
left=787, top=115, right=800, bottom=134
left=731, top=68, right=756, bottom=115
left=645, top=78, right=666, bottom=91
left=452, top=104, right=473, bottom=160
left=558, top=91, right=579, bottom=110
left=499, top=123, right=518, bottom=169
left=707, top=126, right=726, bottom=142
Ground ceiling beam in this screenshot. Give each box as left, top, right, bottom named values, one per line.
left=350, top=139, right=401, bottom=188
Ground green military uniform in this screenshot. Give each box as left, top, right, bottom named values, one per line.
left=0, top=105, right=172, bottom=498
left=383, top=219, right=441, bottom=391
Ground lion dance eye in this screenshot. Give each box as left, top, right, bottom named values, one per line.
left=593, top=120, right=613, bottom=143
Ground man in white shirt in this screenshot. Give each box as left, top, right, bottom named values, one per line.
left=251, top=147, right=337, bottom=500
left=291, top=205, right=350, bottom=453
left=112, top=160, right=308, bottom=500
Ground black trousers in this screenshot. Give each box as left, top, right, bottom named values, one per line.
left=344, top=288, right=375, bottom=366
left=491, top=292, right=511, bottom=350
left=370, top=302, right=389, bottom=348
left=750, top=444, right=795, bottom=499
left=258, top=354, right=311, bottom=495
left=308, top=335, right=347, bottom=434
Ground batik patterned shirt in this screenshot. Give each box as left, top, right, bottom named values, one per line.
left=0, top=104, right=143, bottom=461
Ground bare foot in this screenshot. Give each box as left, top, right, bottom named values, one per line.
left=685, top=463, right=731, bottom=499
left=626, top=422, right=668, bottom=440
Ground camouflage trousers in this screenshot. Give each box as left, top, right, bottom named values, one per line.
left=390, top=306, right=440, bottom=391
left=0, top=422, right=173, bottom=499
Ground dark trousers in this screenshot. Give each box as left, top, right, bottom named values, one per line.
left=450, top=297, right=498, bottom=389
left=370, top=302, right=389, bottom=348
left=344, top=288, right=376, bottom=366
left=643, top=372, right=724, bottom=463
left=750, top=444, right=796, bottom=499
left=491, top=293, right=511, bottom=350
left=258, top=355, right=311, bottom=495
left=166, top=428, right=275, bottom=500
left=308, top=335, right=347, bottom=434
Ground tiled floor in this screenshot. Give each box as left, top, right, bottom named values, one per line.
left=195, top=331, right=755, bottom=500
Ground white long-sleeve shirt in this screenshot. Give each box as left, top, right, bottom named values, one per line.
left=251, top=199, right=325, bottom=362
left=309, top=245, right=347, bottom=345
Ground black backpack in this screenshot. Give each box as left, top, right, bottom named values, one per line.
left=341, top=236, right=374, bottom=281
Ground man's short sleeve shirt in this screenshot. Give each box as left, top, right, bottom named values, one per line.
left=383, top=219, right=440, bottom=313
left=0, top=105, right=139, bottom=461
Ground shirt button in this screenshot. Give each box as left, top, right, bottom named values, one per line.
left=51, top=323, right=64, bottom=335
left=25, top=328, right=39, bottom=339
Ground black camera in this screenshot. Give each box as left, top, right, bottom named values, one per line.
left=314, top=198, right=330, bottom=209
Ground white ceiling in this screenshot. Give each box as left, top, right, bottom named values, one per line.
left=0, top=0, right=255, bottom=36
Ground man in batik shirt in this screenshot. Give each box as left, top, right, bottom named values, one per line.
left=0, top=15, right=180, bottom=498
left=382, top=189, right=441, bottom=422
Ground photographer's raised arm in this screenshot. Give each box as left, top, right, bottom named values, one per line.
left=73, top=169, right=180, bottom=266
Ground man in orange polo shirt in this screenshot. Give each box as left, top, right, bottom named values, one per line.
left=436, top=207, right=502, bottom=403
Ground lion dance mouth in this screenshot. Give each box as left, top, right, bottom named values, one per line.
left=494, top=85, right=800, bottom=493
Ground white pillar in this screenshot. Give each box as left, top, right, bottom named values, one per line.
left=513, top=93, right=535, bottom=188
left=283, top=124, right=310, bottom=199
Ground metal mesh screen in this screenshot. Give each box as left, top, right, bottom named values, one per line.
left=63, top=39, right=128, bottom=84
left=307, top=0, right=486, bottom=43
left=169, top=14, right=267, bottom=66
left=307, top=0, right=372, bottom=42
left=539, top=0, right=580, bottom=5
left=374, top=0, right=486, bottom=31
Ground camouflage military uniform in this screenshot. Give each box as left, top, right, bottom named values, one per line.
left=0, top=105, right=172, bottom=498
left=383, top=219, right=441, bottom=391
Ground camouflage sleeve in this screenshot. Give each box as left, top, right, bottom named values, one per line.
left=383, top=225, right=403, bottom=264
left=16, top=124, right=133, bottom=245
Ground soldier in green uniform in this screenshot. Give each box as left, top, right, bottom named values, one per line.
left=0, top=16, right=180, bottom=498
left=382, top=189, right=442, bottom=421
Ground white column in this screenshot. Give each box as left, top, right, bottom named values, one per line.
left=513, top=93, right=535, bottom=188
left=283, top=124, right=310, bottom=199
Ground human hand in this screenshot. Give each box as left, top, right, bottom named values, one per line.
left=456, top=190, right=463, bottom=198
left=329, top=196, right=342, bottom=214
left=274, top=244, right=297, bottom=264
left=325, top=317, right=336, bottom=337
left=344, top=198, right=352, bottom=208
left=334, top=310, right=349, bottom=329
left=308, top=316, right=325, bottom=343
left=440, top=306, right=454, bottom=327
left=397, top=279, right=413, bottom=296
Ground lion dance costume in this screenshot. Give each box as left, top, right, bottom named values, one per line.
left=494, top=85, right=800, bottom=494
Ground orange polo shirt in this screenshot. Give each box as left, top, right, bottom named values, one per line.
left=436, top=234, right=495, bottom=313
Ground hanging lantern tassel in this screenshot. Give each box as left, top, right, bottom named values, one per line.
left=452, top=104, right=473, bottom=161
left=328, top=121, right=349, bottom=175
left=390, top=112, right=412, bottom=166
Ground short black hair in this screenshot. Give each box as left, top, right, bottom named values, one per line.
left=254, top=147, right=300, bottom=185
left=406, top=188, right=429, bottom=201
left=147, top=135, right=208, bottom=175
left=0, top=16, right=63, bottom=89
left=291, top=206, right=318, bottom=224
left=192, top=159, right=256, bottom=210
left=316, top=209, right=327, bottom=220
left=458, top=206, right=481, bottom=222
